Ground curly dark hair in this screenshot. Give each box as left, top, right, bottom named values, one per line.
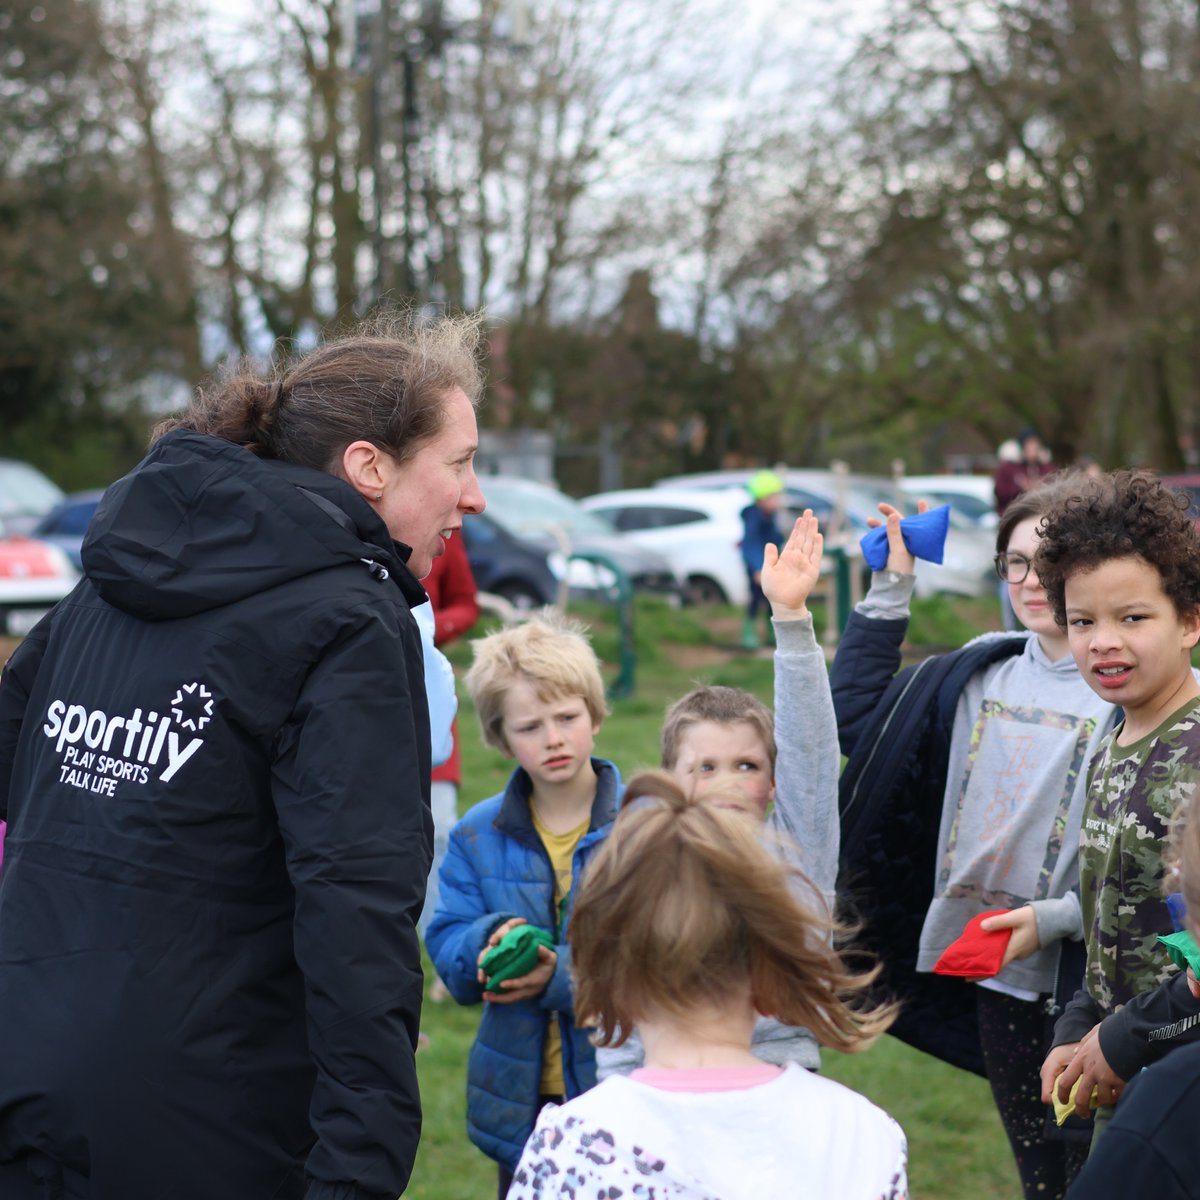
left=1034, top=470, right=1200, bottom=628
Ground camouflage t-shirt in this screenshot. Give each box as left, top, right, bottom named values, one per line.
left=1080, top=696, right=1200, bottom=1013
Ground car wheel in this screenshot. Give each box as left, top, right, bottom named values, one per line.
left=494, top=581, right=545, bottom=612
left=684, top=575, right=728, bottom=606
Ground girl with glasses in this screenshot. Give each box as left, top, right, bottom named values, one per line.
left=832, top=471, right=1116, bottom=1200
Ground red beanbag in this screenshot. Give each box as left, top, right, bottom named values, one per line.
left=932, top=910, right=1014, bottom=978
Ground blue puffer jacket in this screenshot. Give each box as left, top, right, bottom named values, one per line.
left=425, top=758, right=622, bottom=1169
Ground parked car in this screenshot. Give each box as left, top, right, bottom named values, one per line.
left=32, top=489, right=105, bottom=569
left=900, top=474, right=998, bottom=528
left=0, top=459, right=66, bottom=536
left=0, top=535, right=78, bottom=637
left=655, top=469, right=996, bottom=598
left=476, top=476, right=683, bottom=602
left=580, top=487, right=751, bottom=606
left=460, top=510, right=560, bottom=611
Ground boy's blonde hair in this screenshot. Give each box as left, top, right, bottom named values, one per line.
left=660, top=686, right=776, bottom=772
left=571, top=770, right=896, bottom=1055
left=465, top=608, right=608, bottom=754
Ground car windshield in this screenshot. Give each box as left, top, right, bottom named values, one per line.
left=0, top=461, right=64, bottom=519
left=481, top=479, right=616, bottom=537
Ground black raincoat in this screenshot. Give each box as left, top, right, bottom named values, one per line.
left=0, top=430, right=432, bottom=1200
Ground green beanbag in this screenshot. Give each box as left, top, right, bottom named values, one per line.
left=480, top=925, right=555, bottom=994
left=1158, top=929, right=1200, bottom=975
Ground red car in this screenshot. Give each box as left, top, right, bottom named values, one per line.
left=0, top=535, right=77, bottom=637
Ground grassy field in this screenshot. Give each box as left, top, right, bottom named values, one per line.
left=409, top=593, right=1025, bottom=1200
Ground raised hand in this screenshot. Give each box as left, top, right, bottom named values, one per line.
left=865, top=498, right=927, bottom=576
left=761, top=510, right=823, bottom=620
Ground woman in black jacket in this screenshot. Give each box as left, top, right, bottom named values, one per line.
left=0, top=314, right=486, bottom=1200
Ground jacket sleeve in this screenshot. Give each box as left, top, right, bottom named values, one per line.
left=1098, top=971, right=1200, bottom=1081
left=768, top=614, right=838, bottom=909
left=1031, top=890, right=1083, bottom=948
left=270, top=609, right=433, bottom=1200
left=740, top=510, right=758, bottom=572
left=829, top=574, right=913, bottom=758
left=1051, top=986, right=1105, bottom=1048
left=1065, top=1123, right=1191, bottom=1200
left=430, top=536, right=480, bottom=647
left=424, top=820, right=520, bottom=1006
left=538, top=940, right=577, bottom=1015
left=0, top=617, right=52, bottom=821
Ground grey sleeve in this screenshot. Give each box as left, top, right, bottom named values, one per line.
left=594, top=1029, right=644, bottom=1080
left=857, top=570, right=917, bottom=621
left=768, top=614, right=839, bottom=909
left=1031, top=892, right=1083, bottom=947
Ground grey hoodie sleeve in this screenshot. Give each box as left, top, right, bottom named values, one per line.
left=858, top=570, right=918, bottom=621
left=1031, top=891, right=1083, bottom=948
left=768, top=614, right=839, bottom=910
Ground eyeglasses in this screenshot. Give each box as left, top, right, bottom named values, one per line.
left=994, top=553, right=1033, bottom=584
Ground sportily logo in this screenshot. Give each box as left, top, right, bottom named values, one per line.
left=171, top=682, right=214, bottom=731
left=42, top=680, right=216, bottom=796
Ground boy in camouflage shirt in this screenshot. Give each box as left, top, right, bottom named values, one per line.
left=1034, top=471, right=1200, bottom=1143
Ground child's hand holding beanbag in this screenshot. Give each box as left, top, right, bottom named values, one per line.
left=480, top=924, right=556, bottom=994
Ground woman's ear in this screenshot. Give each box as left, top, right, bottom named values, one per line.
left=342, top=440, right=389, bottom=501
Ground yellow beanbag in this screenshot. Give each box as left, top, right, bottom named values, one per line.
left=1053, top=1075, right=1099, bottom=1127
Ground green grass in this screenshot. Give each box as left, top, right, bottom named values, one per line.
left=409, top=593, right=1021, bottom=1199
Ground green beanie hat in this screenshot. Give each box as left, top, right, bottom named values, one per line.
left=748, top=470, right=784, bottom=501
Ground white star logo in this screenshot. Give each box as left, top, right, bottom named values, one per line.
left=171, top=682, right=214, bottom=732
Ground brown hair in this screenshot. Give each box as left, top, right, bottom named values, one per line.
left=995, top=469, right=1088, bottom=557
left=152, top=310, right=486, bottom=472
left=571, top=770, right=896, bottom=1054
left=1034, top=470, right=1200, bottom=627
left=465, top=609, right=608, bottom=755
left=660, top=686, right=776, bottom=773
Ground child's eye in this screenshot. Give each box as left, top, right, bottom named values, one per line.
left=1122, top=613, right=1147, bottom=623
left=1068, top=617, right=1092, bottom=628
left=736, top=761, right=760, bottom=772
left=697, top=762, right=716, bottom=773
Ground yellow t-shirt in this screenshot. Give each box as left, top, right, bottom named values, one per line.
left=530, top=805, right=591, bottom=1097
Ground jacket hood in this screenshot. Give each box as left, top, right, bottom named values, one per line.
left=82, top=429, right=424, bottom=620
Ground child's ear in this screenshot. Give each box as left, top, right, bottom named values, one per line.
left=1182, top=605, right=1200, bottom=651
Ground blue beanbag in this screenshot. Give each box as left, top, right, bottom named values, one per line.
left=859, top=504, right=951, bottom=571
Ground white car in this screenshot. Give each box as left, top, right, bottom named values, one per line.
left=900, top=474, right=998, bottom=528
left=580, top=487, right=752, bottom=606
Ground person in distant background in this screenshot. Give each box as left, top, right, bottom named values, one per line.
left=420, top=531, right=481, bottom=1002
left=995, top=428, right=1055, bottom=516
left=740, top=470, right=786, bottom=650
